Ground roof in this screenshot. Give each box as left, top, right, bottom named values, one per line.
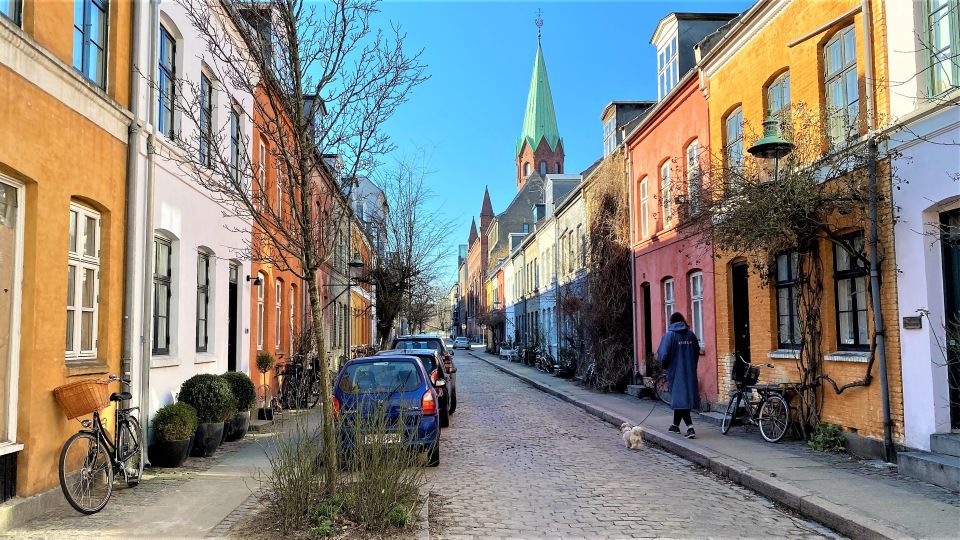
left=480, top=186, right=494, bottom=216
left=468, top=218, right=478, bottom=245
left=650, top=12, right=741, bottom=46
left=517, top=43, right=561, bottom=155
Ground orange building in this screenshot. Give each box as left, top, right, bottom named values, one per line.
left=699, top=0, right=900, bottom=456
left=0, top=0, right=132, bottom=501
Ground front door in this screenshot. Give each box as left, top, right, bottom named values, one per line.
left=641, top=283, right=653, bottom=374
left=0, top=178, right=23, bottom=503
left=941, top=210, right=960, bottom=429
left=227, top=264, right=239, bottom=372
left=731, top=262, right=752, bottom=364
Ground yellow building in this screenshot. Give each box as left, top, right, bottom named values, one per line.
left=698, top=0, right=901, bottom=456
left=0, top=0, right=132, bottom=503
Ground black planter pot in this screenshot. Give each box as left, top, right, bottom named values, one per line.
left=225, top=411, right=251, bottom=442
left=190, top=422, right=225, bottom=457
left=257, top=407, right=273, bottom=421
left=148, top=439, right=191, bottom=468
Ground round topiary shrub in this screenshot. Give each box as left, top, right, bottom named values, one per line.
left=152, top=402, right=199, bottom=442
left=221, top=371, right=256, bottom=411
left=178, top=374, right=237, bottom=424
left=256, top=352, right=275, bottom=374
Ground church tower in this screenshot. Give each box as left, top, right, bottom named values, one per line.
left=516, top=30, right=563, bottom=190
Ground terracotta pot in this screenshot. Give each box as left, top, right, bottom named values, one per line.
left=225, top=411, right=251, bottom=442
left=148, top=439, right=191, bottom=468
left=190, top=422, right=224, bottom=457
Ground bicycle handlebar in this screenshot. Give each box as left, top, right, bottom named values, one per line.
left=108, top=374, right=132, bottom=386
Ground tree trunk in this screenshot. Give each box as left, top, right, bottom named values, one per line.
left=307, top=272, right=337, bottom=492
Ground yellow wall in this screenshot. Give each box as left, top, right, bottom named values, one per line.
left=0, top=0, right=131, bottom=496
left=704, top=0, right=901, bottom=443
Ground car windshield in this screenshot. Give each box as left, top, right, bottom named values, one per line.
left=339, top=362, right=422, bottom=394
left=395, top=339, right=440, bottom=351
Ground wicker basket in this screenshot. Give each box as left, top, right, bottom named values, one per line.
left=53, top=379, right=110, bottom=419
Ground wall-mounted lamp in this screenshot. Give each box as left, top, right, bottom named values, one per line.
left=246, top=275, right=263, bottom=286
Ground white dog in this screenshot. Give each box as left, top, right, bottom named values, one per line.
left=620, top=422, right=644, bottom=450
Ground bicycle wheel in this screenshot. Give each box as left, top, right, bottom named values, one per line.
left=308, top=378, right=322, bottom=409
left=654, top=374, right=672, bottom=406
left=119, top=416, right=144, bottom=487
left=59, top=432, right=114, bottom=514
left=759, top=393, right=790, bottom=443
left=721, top=392, right=741, bottom=435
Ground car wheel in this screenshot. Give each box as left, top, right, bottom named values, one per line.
left=440, top=407, right=450, bottom=428
left=448, top=390, right=457, bottom=415
left=427, top=443, right=440, bottom=467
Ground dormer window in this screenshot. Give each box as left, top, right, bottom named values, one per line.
left=657, top=34, right=679, bottom=100
left=603, top=117, right=616, bottom=156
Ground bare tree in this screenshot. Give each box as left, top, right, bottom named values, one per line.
left=362, top=158, right=451, bottom=346
left=161, top=0, right=426, bottom=493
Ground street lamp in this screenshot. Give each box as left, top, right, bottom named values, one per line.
left=348, top=252, right=364, bottom=269
left=748, top=116, right=794, bottom=182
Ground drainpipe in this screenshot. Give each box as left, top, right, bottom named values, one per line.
left=138, top=0, right=161, bottom=442
left=554, top=204, right=560, bottom=362
left=861, top=0, right=894, bottom=462
left=624, top=142, right=639, bottom=384
left=122, top=0, right=143, bottom=383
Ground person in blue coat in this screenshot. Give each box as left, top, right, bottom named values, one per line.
left=657, top=312, right=701, bottom=439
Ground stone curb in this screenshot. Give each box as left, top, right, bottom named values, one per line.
left=470, top=352, right=914, bottom=540
left=417, top=489, right=431, bottom=540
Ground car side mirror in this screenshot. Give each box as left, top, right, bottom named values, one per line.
left=434, top=379, right=446, bottom=387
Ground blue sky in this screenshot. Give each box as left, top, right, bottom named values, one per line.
left=376, top=1, right=751, bottom=282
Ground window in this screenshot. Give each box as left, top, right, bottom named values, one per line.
left=834, top=232, right=868, bottom=349
left=66, top=204, right=101, bottom=360
left=663, top=278, right=675, bottom=327
left=639, top=177, right=649, bottom=238
left=523, top=163, right=531, bottom=177
left=153, top=236, right=172, bottom=355
left=725, top=108, right=744, bottom=174
left=276, top=162, right=284, bottom=217
left=685, top=141, right=701, bottom=216
left=824, top=26, right=859, bottom=146
left=660, top=162, right=672, bottom=228
left=539, top=162, right=547, bottom=175
left=196, top=252, right=211, bottom=352
left=256, top=273, right=264, bottom=350
left=73, top=0, right=108, bottom=87
left=158, top=26, right=176, bottom=138
left=256, top=140, right=266, bottom=209
left=1, top=0, right=21, bottom=24
left=577, top=224, right=585, bottom=266
left=690, top=272, right=703, bottom=344
left=925, top=0, right=959, bottom=95
left=657, top=34, right=679, bottom=100
left=776, top=252, right=801, bottom=348
left=275, top=281, right=282, bottom=350
left=289, top=285, right=296, bottom=354
left=603, top=118, right=616, bottom=156
left=555, top=162, right=561, bottom=173
left=200, top=74, right=213, bottom=167
left=230, top=105, right=241, bottom=180
left=767, top=71, right=791, bottom=120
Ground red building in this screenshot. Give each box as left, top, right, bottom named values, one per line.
left=625, top=12, right=735, bottom=407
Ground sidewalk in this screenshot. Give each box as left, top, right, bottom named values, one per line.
left=468, top=348, right=959, bottom=540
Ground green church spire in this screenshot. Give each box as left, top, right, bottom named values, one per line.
left=517, top=43, right=561, bottom=155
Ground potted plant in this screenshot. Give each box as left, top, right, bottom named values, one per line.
left=256, top=352, right=275, bottom=421
left=221, top=371, right=256, bottom=442
left=147, top=402, right=198, bottom=468
left=178, top=374, right=237, bottom=457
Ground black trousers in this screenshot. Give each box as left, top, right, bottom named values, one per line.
left=673, top=409, right=692, bottom=427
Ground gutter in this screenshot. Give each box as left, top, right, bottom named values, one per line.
left=861, top=0, right=894, bottom=462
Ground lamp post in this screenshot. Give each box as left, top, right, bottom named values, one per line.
left=346, top=252, right=363, bottom=357
left=748, top=116, right=795, bottom=181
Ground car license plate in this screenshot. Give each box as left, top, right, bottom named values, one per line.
left=363, top=433, right=401, bottom=444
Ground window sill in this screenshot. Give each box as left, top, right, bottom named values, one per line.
left=65, top=361, right=110, bottom=377
left=768, top=349, right=800, bottom=360
left=194, top=353, right=217, bottom=365
left=150, top=356, right=180, bottom=369
left=0, top=442, right=24, bottom=457
left=824, top=350, right=870, bottom=363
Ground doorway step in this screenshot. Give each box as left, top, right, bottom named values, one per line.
left=899, top=433, right=960, bottom=491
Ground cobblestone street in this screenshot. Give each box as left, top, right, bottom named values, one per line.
left=426, top=352, right=841, bottom=539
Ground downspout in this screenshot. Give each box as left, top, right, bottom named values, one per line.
left=123, top=0, right=143, bottom=383
left=554, top=205, right=560, bottom=362
left=624, top=141, right=639, bottom=384
left=861, top=0, right=894, bottom=462
left=139, top=0, right=161, bottom=440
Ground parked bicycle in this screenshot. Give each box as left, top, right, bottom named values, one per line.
left=278, top=354, right=321, bottom=410
left=720, top=355, right=798, bottom=442
left=647, top=357, right=672, bottom=406
left=55, top=375, right=143, bottom=514
left=535, top=350, right=556, bottom=374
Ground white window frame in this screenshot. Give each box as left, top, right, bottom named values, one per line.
left=289, top=285, right=296, bottom=354
left=275, top=280, right=282, bottom=350
left=725, top=108, right=744, bottom=175
left=657, top=35, right=679, bottom=100
left=0, top=177, right=24, bottom=453
left=67, top=203, right=102, bottom=361
left=660, top=162, right=673, bottom=228
left=256, top=273, right=265, bottom=350
left=686, top=141, right=701, bottom=216
left=663, top=278, right=675, bottom=328
left=639, top=177, right=649, bottom=238
left=689, top=272, right=704, bottom=345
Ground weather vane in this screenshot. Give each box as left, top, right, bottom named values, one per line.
left=535, top=9, right=543, bottom=42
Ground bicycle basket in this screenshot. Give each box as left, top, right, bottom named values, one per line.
left=53, top=379, right=110, bottom=419
left=730, top=355, right=760, bottom=386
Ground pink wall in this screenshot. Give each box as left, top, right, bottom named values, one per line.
left=626, top=76, right=719, bottom=406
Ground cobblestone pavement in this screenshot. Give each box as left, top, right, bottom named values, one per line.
left=424, top=352, right=842, bottom=540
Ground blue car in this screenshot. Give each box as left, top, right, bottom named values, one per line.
left=333, top=355, right=443, bottom=466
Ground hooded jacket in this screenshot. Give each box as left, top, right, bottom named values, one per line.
left=656, top=321, right=701, bottom=410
